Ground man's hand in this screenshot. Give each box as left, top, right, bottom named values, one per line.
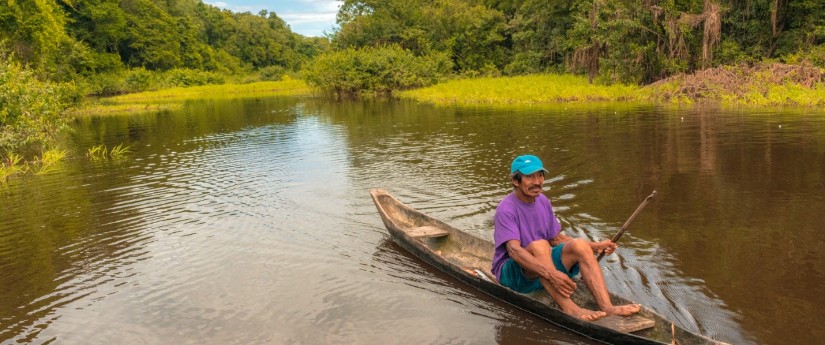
left=591, top=240, right=618, bottom=256
left=545, top=268, right=577, bottom=298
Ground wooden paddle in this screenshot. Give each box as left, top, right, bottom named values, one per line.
left=597, top=190, right=657, bottom=262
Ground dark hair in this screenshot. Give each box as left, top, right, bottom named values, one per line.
left=512, top=172, right=523, bottom=183
left=512, top=170, right=545, bottom=183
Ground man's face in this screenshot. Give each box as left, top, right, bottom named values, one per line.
left=514, top=171, right=545, bottom=200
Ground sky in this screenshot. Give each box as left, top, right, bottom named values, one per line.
left=206, top=0, right=341, bottom=37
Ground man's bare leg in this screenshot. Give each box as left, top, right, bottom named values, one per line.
left=560, top=239, right=641, bottom=316
left=525, top=240, right=605, bottom=321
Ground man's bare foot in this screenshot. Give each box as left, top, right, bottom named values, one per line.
left=564, top=306, right=607, bottom=321
left=604, top=304, right=641, bottom=316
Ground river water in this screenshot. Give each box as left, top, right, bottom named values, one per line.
left=2, top=96, right=824, bottom=345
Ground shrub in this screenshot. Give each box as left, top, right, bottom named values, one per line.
left=1, top=54, right=76, bottom=152
left=161, top=68, right=225, bottom=87
left=82, top=72, right=127, bottom=96
left=124, top=67, right=154, bottom=92
left=504, top=52, right=544, bottom=76
left=258, top=65, right=286, bottom=81
left=301, top=45, right=452, bottom=96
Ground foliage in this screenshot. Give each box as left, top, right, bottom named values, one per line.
left=80, top=68, right=227, bottom=97
left=82, top=72, right=128, bottom=96
left=333, top=0, right=825, bottom=85
left=335, top=0, right=507, bottom=74
left=124, top=67, right=154, bottom=92
left=302, top=45, right=452, bottom=96
left=0, top=54, right=77, bottom=152
left=2, top=0, right=328, bottom=81
left=0, top=0, right=88, bottom=80
left=257, top=65, right=287, bottom=81
left=161, top=69, right=225, bottom=87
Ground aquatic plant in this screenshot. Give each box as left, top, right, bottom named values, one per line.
left=86, top=144, right=130, bottom=161
left=109, top=144, right=130, bottom=158
left=1, top=151, right=27, bottom=183
left=1, top=148, right=73, bottom=182
left=86, top=144, right=107, bottom=161
left=34, top=148, right=67, bottom=175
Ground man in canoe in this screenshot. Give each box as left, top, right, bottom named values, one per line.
left=491, top=154, right=641, bottom=321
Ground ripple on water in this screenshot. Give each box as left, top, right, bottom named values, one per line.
left=6, top=101, right=817, bottom=344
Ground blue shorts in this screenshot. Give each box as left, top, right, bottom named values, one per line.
left=499, top=243, right=581, bottom=293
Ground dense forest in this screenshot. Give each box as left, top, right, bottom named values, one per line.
left=2, top=0, right=825, bottom=160
left=1, top=0, right=328, bottom=83
left=329, top=0, right=825, bottom=84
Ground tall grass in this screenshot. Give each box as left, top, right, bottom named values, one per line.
left=75, top=78, right=312, bottom=116
left=1, top=151, right=27, bottom=183
left=1, top=148, right=69, bottom=183
left=86, top=144, right=130, bottom=161
left=35, top=148, right=67, bottom=175
left=399, top=74, right=643, bottom=105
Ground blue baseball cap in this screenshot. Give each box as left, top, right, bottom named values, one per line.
left=511, top=154, right=549, bottom=175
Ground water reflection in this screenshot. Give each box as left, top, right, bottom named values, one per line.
left=2, top=96, right=824, bottom=345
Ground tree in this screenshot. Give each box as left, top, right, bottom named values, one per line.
left=334, top=0, right=508, bottom=74
left=0, top=0, right=88, bottom=79
left=119, top=0, right=182, bottom=69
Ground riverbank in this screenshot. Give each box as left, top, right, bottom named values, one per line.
left=73, top=78, right=312, bottom=116
left=399, top=74, right=644, bottom=105
left=401, top=63, right=825, bottom=108
left=75, top=63, right=825, bottom=117
left=647, top=62, right=825, bottom=106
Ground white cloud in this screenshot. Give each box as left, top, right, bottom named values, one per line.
left=204, top=0, right=340, bottom=36
left=300, top=0, right=341, bottom=12
left=280, top=12, right=337, bottom=25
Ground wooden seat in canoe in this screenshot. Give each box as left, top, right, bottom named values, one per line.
left=407, top=225, right=450, bottom=238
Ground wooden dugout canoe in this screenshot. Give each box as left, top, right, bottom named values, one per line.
left=369, top=189, right=728, bottom=345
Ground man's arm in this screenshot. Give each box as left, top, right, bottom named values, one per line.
left=505, top=240, right=577, bottom=297
left=550, top=232, right=618, bottom=256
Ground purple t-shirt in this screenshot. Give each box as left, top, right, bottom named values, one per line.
left=491, top=192, right=562, bottom=281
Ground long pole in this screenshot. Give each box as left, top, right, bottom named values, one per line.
left=597, top=190, right=657, bottom=262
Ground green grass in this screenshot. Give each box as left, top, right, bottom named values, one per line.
left=74, top=78, right=312, bottom=116
left=399, top=74, right=644, bottom=105
left=1, top=151, right=27, bottom=183
left=86, top=143, right=130, bottom=161
left=400, top=68, right=825, bottom=108
left=1, top=148, right=69, bottom=183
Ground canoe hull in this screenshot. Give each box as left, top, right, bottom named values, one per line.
left=369, top=189, right=727, bottom=345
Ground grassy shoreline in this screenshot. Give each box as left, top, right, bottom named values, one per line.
left=75, top=63, right=825, bottom=118
left=72, top=79, right=312, bottom=116
left=401, top=63, right=825, bottom=108
left=399, top=74, right=646, bottom=105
